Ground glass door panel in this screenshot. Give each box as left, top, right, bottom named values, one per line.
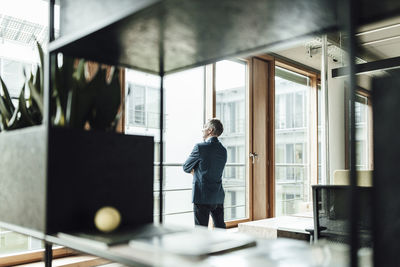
left=275, top=67, right=310, bottom=216
left=215, top=60, right=248, bottom=221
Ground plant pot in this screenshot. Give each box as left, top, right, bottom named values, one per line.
left=0, top=125, right=47, bottom=237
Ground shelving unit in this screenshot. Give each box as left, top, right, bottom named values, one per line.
left=2, top=0, right=400, bottom=266
left=51, top=0, right=340, bottom=74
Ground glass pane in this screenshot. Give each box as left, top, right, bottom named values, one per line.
left=163, top=67, right=204, bottom=226
left=275, top=67, right=310, bottom=217
left=125, top=69, right=161, bottom=223
left=216, top=60, right=247, bottom=221
left=0, top=228, right=43, bottom=256
left=355, top=94, right=369, bottom=170
left=125, top=67, right=204, bottom=227
left=0, top=0, right=60, bottom=256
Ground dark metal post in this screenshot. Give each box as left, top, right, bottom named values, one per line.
left=340, top=0, right=359, bottom=265
left=44, top=242, right=53, bottom=267
left=312, top=186, right=320, bottom=242
left=44, top=2, right=55, bottom=266
left=49, top=0, right=55, bottom=42
left=158, top=12, right=165, bottom=224
left=159, top=73, right=164, bottom=224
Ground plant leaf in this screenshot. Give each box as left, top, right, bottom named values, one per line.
left=0, top=95, right=12, bottom=121
left=0, top=112, right=7, bottom=130
left=53, top=94, right=65, bottom=126
left=36, top=41, right=44, bottom=95
left=0, top=76, right=15, bottom=114
left=18, top=85, right=35, bottom=126
left=55, top=56, right=74, bottom=115
left=6, top=104, right=20, bottom=130
left=89, top=67, right=121, bottom=131
left=73, top=59, right=85, bottom=86
left=28, top=79, right=44, bottom=115
left=33, top=65, right=41, bottom=99
left=67, top=67, right=98, bottom=128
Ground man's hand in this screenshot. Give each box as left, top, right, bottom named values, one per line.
left=190, top=169, right=194, bottom=175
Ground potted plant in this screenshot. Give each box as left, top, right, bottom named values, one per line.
left=0, top=44, right=154, bottom=237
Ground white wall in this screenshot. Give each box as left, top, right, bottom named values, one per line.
left=326, top=64, right=373, bottom=183
left=327, top=61, right=346, bottom=183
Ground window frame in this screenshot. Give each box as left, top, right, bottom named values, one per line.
left=344, top=86, right=373, bottom=170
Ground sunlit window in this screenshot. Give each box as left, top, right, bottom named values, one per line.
left=275, top=66, right=311, bottom=217
left=355, top=94, right=371, bottom=170
left=125, top=67, right=204, bottom=226
left=216, top=60, right=247, bottom=221
left=125, top=60, right=249, bottom=226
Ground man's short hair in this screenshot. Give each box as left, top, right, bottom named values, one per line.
left=207, top=118, right=224, bottom=137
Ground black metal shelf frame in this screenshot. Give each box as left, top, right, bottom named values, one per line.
left=41, top=1, right=400, bottom=267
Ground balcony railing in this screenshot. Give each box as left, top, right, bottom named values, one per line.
left=153, top=163, right=246, bottom=219
left=127, top=111, right=164, bottom=129
left=275, top=163, right=308, bottom=184
left=221, top=119, right=246, bottom=135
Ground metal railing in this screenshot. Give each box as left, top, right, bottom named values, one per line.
left=127, top=111, right=165, bottom=129
left=153, top=162, right=246, bottom=218
left=159, top=204, right=246, bottom=217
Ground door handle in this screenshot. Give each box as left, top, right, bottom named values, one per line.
left=249, top=152, right=258, bottom=164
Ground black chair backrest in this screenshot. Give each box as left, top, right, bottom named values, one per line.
left=312, top=185, right=372, bottom=247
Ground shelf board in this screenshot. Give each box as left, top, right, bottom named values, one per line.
left=51, top=0, right=339, bottom=75
left=51, top=0, right=400, bottom=75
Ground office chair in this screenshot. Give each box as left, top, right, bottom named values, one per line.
left=308, top=185, right=372, bottom=247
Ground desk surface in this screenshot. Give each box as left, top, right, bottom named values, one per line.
left=238, top=215, right=314, bottom=239
left=46, top=231, right=341, bottom=267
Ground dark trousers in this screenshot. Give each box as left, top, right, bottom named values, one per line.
left=194, top=203, right=226, bottom=229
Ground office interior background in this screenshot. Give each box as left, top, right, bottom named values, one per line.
left=0, top=0, right=392, bottom=265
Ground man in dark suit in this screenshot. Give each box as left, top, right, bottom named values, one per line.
left=183, top=119, right=227, bottom=228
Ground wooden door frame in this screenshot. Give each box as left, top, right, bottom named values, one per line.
left=251, top=54, right=275, bottom=218
left=252, top=54, right=319, bottom=218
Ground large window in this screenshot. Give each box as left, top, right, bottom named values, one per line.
left=125, top=60, right=249, bottom=227
left=274, top=66, right=316, bottom=217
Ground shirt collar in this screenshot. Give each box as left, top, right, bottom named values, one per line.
left=205, top=136, right=218, bottom=143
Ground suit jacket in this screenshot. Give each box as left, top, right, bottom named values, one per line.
left=183, top=137, right=227, bottom=204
